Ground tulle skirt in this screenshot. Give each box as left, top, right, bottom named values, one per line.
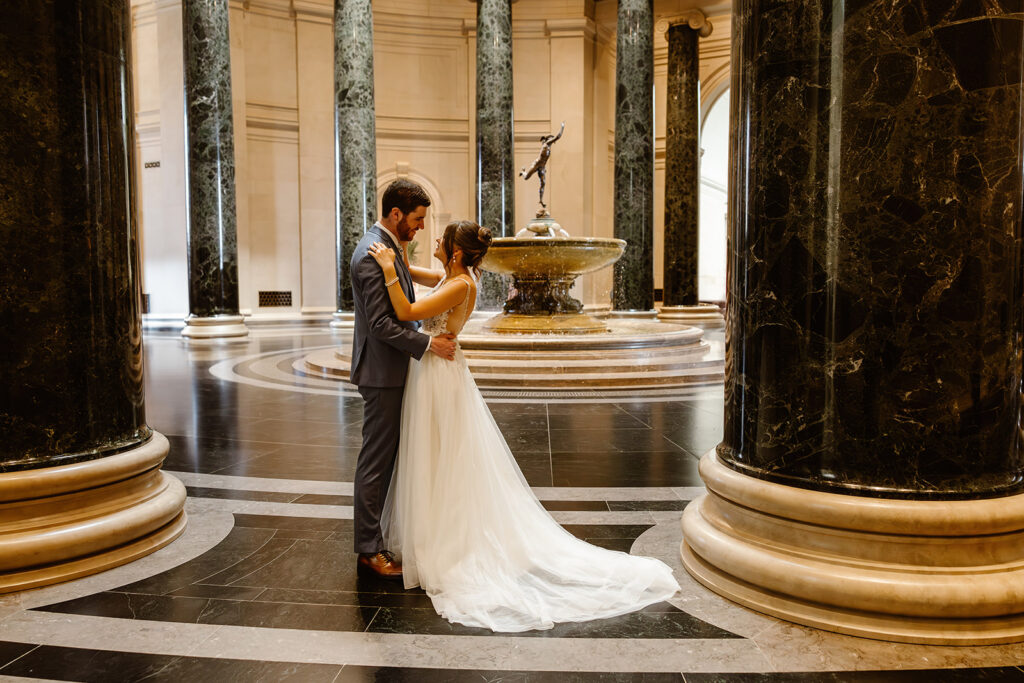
left=380, top=349, right=680, bottom=632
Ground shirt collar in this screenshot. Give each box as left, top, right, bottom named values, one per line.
left=374, top=222, right=402, bottom=249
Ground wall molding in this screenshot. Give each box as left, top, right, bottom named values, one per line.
left=132, top=0, right=158, bottom=26
left=545, top=17, right=597, bottom=40
left=376, top=115, right=469, bottom=143
left=246, top=102, right=300, bottom=134
left=135, top=109, right=162, bottom=143
left=245, top=0, right=293, bottom=19
left=291, top=0, right=331, bottom=23
left=376, top=12, right=467, bottom=38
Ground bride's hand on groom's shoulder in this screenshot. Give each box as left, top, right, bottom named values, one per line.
left=368, top=242, right=397, bottom=269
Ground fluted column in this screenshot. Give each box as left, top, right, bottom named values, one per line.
left=611, top=0, right=655, bottom=316
left=181, top=0, right=247, bottom=339
left=682, top=0, right=1024, bottom=645
left=0, top=0, right=186, bottom=592
left=475, top=0, right=515, bottom=309
left=657, top=13, right=723, bottom=328
left=331, top=0, right=377, bottom=326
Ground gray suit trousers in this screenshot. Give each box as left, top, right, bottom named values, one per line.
left=354, top=385, right=405, bottom=554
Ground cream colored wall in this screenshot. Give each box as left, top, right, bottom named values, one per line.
left=130, top=0, right=731, bottom=320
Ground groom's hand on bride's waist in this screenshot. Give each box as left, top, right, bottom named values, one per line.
left=428, top=334, right=457, bottom=361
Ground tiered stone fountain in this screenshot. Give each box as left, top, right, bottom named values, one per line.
left=302, top=125, right=723, bottom=394
left=479, top=215, right=625, bottom=334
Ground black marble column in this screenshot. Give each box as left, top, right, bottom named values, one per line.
left=662, top=23, right=700, bottom=308
left=182, top=0, right=244, bottom=330
left=723, top=0, right=1024, bottom=499
left=612, top=0, right=655, bottom=313
left=476, top=0, right=515, bottom=309
left=0, top=0, right=150, bottom=470
left=334, top=0, right=377, bottom=315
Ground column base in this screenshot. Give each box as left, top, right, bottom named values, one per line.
left=607, top=309, right=659, bottom=320
left=681, top=450, right=1024, bottom=645
left=0, top=432, right=187, bottom=593
left=181, top=315, right=249, bottom=339
left=658, top=304, right=725, bottom=327
left=329, top=312, right=355, bottom=330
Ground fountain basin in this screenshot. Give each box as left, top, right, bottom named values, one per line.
left=480, top=236, right=626, bottom=334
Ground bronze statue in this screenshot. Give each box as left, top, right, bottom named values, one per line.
left=519, top=122, right=564, bottom=215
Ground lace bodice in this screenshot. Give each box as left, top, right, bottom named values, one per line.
left=420, top=276, right=474, bottom=337
left=421, top=303, right=450, bottom=337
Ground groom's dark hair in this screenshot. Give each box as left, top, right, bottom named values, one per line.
left=381, top=179, right=431, bottom=217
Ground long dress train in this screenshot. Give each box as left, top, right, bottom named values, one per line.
left=380, top=281, right=679, bottom=632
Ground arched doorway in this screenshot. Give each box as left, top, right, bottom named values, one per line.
left=375, top=166, right=451, bottom=272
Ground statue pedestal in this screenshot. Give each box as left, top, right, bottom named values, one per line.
left=516, top=215, right=569, bottom=238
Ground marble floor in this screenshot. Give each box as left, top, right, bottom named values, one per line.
left=1, top=329, right=1023, bottom=682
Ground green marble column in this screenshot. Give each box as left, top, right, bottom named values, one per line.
left=181, top=0, right=247, bottom=339
left=333, top=0, right=378, bottom=319
left=475, top=0, right=515, bottom=310
left=612, top=0, right=655, bottom=314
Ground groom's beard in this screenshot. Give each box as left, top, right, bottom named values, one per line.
left=396, top=215, right=417, bottom=243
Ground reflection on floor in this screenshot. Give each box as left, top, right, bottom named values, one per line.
left=1, top=329, right=1022, bottom=682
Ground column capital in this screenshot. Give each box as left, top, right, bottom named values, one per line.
left=656, top=10, right=712, bottom=38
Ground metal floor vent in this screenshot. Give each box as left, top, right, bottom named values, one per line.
left=259, top=290, right=293, bottom=307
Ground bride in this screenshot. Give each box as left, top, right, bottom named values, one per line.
left=366, top=220, right=680, bottom=632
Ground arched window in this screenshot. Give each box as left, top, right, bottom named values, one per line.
left=699, top=89, right=729, bottom=303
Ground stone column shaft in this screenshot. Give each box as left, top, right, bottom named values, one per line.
left=0, top=0, right=185, bottom=592
left=182, top=0, right=246, bottom=337
left=682, top=0, right=1024, bottom=646
left=662, top=23, right=700, bottom=308
left=1, top=0, right=149, bottom=468
left=720, top=2, right=1024, bottom=499
left=475, top=0, right=515, bottom=309
left=612, top=0, right=655, bottom=313
left=333, top=0, right=377, bottom=317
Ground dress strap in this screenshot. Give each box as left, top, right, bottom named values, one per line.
left=454, top=274, right=474, bottom=303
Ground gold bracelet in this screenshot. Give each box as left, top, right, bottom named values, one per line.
left=384, top=275, right=399, bottom=287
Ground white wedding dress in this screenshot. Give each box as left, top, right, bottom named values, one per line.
left=380, top=277, right=680, bottom=632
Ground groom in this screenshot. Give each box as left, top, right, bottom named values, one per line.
left=350, top=179, right=456, bottom=579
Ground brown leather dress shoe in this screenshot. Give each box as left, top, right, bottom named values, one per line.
left=358, top=551, right=403, bottom=579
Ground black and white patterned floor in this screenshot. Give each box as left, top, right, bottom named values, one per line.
left=1, top=329, right=1022, bottom=682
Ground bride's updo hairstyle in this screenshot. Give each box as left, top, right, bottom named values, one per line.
left=442, top=220, right=493, bottom=278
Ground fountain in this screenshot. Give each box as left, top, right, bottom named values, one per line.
left=302, top=123, right=724, bottom=393
left=481, top=121, right=626, bottom=335
left=480, top=230, right=625, bottom=335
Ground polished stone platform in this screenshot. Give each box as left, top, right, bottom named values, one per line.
left=302, top=319, right=724, bottom=390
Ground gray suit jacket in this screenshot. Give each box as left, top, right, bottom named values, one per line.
left=349, top=224, right=430, bottom=387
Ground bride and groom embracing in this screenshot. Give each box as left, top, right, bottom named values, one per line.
left=349, top=179, right=679, bottom=632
